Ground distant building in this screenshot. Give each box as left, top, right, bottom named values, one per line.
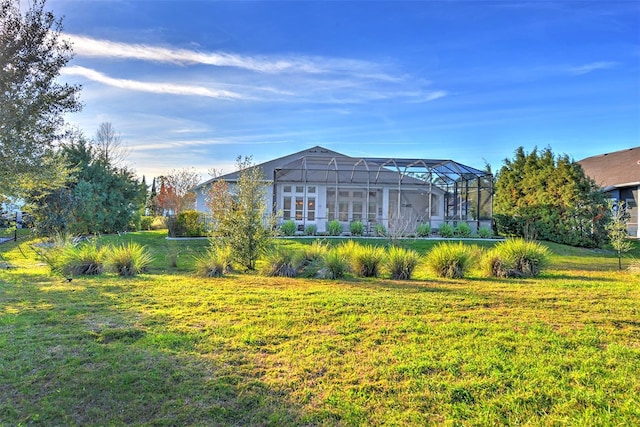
left=193, top=146, right=493, bottom=234
left=579, top=147, right=640, bottom=237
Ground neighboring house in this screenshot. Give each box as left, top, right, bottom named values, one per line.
left=193, top=146, right=493, bottom=234
left=579, top=147, right=640, bottom=237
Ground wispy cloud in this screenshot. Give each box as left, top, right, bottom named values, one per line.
left=568, top=61, right=618, bottom=75
left=62, top=65, right=247, bottom=99
left=65, top=33, right=384, bottom=76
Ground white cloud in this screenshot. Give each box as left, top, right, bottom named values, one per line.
left=62, top=66, right=247, bottom=99
left=569, top=61, right=618, bottom=75
left=64, top=33, right=380, bottom=76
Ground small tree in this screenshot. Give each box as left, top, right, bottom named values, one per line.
left=208, top=156, right=274, bottom=271
left=157, top=168, right=200, bottom=215
left=606, top=199, right=632, bottom=270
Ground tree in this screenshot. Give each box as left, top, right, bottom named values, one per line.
left=208, top=156, right=274, bottom=270
left=0, top=0, right=81, bottom=197
left=494, top=147, right=608, bottom=247
left=605, top=199, right=632, bottom=270
left=94, top=122, right=129, bottom=167
left=156, top=169, right=200, bottom=215
left=27, top=129, right=145, bottom=235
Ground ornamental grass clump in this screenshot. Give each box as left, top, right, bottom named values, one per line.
left=426, top=242, right=473, bottom=278
left=350, top=243, right=385, bottom=278
left=106, top=242, right=153, bottom=277
left=477, top=226, right=493, bottom=238
left=297, top=241, right=328, bottom=278
left=323, top=249, right=349, bottom=279
left=262, top=248, right=297, bottom=277
left=386, top=246, right=420, bottom=280
left=60, top=241, right=106, bottom=276
left=194, top=245, right=232, bottom=277
left=482, top=238, right=550, bottom=278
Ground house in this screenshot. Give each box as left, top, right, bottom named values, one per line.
left=579, top=147, right=640, bottom=237
left=193, top=146, right=493, bottom=234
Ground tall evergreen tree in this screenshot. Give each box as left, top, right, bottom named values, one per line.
left=494, top=147, right=607, bottom=247
left=0, top=0, right=81, bottom=197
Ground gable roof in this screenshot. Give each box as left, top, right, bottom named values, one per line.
left=578, top=147, right=640, bottom=190
left=193, top=145, right=490, bottom=190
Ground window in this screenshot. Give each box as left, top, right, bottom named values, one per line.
left=430, top=194, right=439, bottom=216
left=295, top=197, right=304, bottom=220
left=339, top=200, right=349, bottom=221
left=283, top=185, right=291, bottom=193
left=308, top=186, right=316, bottom=194
left=296, top=185, right=304, bottom=193
left=283, top=197, right=292, bottom=219
left=307, top=197, right=316, bottom=221
left=353, top=201, right=363, bottom=221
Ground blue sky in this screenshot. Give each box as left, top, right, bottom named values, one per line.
left=48, top=0, right=639, bottom=181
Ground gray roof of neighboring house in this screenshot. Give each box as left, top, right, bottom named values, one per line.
left=578, top=147, right=640, bottom=190
left=193, top=145, right=490, bottom=190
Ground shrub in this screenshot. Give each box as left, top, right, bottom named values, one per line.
left=350, top=221, right=364, bottom=236
left=297, top=241, right=328, bottom=278
left=279, top=220, right=297, bottom=236
left=150, top=216, right=166, bottom=230
left=386, top=246, right=420, bottom=280
left=262, top=248, right=297, bottom=277
left=350, top=244, right=385, bottom=278
left=140, top=216, right=154, bottom=231
left=416, top=223, right=432, bottom=237
left=304, top=224, right=317, bottom=236
left=477, top=226, right=492, bottom=239
left=373, top=223, right=387, bottom=237
left=439, top=223, right=455, bottom=238
left=194, top=245, right=232, bottom=277
left=60, top=241, right=106, bottom=276
left=425, top=242, right=472, bottom=278
left=106, top=242, right=153, bottom=276
left=455, top=222, right=472, bottom=237
left=482, top=238, right=550, bottom=278
left=177, top=210, right=206, bottom=237
left=324, top=249, right=349, bottom=279
left=327, top=220, right=342, bottom=236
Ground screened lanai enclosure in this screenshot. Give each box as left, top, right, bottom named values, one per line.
left=193, top=146, right=493, bottom=235
left=268, top=150, right=493, bottom=235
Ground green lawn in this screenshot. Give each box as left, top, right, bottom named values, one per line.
left=1, top=231, right=639, bottom=425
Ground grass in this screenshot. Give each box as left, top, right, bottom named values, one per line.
left=1, top=231, right=639, bottom=425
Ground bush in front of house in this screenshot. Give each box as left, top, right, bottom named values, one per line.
left=477, top=226, right=493, bottom=238
left=279, top=220, right=297, bottom=236
left=350, top=221, right=364, bottom=236
left=438, top=223, right=455, bottom=238
left=425, top=242, right=473, bottom=278
left=106, top=242, right=153, bottom=277
left=416, top=223, right=432, bottom=237
left=304, top=224, right=317, bottom=236
left=482, top=238, right=549, bottom=278
left=455, top=222, right=472, bottom=237
left=373, top=223, right=387, bottom=237
left=327, top=220, right=342, bottom=236
left=386, top=246, right=420, bottom=280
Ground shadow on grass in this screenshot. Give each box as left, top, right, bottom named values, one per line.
left=0, top=271, right=313, bottom=426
